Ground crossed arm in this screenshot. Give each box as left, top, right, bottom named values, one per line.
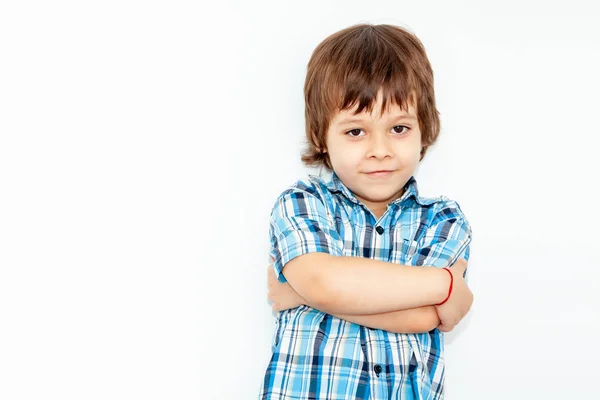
left=267, top=252, right=472, bottom=334
left=268, top=265, right=441, bottom=333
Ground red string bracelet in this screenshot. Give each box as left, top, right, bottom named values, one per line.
left=435, top=268, right=453, bottom=306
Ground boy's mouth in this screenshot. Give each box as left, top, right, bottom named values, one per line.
left=364, top=170, right=395, bottom=177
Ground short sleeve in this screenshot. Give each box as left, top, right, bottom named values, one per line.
left=411, top=200, right=473, bottom=274
left=269, top=188, right=344, bottom=283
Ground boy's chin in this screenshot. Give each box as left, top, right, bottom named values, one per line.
left=355, top=187, right=405, bottom=203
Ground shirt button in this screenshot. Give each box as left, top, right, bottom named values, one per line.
left=374, top=364, right=383, bottom=376
left=375, top=226, right=384, bottom=235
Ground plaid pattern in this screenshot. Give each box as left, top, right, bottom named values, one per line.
left=260, top=173, right=472, bottom=399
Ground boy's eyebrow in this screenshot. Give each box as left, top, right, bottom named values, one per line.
left=337, top=114, right=417, bottom=125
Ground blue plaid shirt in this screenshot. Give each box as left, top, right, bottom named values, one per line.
left=259, top=172, right=472, bottom=399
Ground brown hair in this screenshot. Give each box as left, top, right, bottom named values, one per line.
left=301, top=23, right=441, bottom=170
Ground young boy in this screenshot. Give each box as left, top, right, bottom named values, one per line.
left=259, top=23, right=473, bottom=399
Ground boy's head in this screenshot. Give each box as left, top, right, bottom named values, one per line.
left=301, top=24, right=441, bottom=210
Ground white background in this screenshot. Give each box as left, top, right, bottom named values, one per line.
left=1, top=1, right=599, bottom=399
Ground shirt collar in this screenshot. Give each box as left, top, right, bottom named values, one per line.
left=324, top=171, right=442, bottom=207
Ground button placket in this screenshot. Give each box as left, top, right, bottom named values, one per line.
left=372, top=213, right=393, bottom=263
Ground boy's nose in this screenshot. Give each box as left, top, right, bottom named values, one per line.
left=366, top=133, right=393, bottom=159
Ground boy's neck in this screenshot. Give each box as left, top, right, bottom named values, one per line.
left=358, top=187, right=407, bottom=220
left=371, top=206, right=387, bottom=219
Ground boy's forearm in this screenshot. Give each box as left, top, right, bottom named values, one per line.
left=294, top=289, right=440, bottom=334
left=282, top=253, right=449, bottom=315
left=329, top=306, right=440, bottom=334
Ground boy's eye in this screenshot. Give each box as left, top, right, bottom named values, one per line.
left=346, top=129, right=364, bottom=137
left=392, top=125, right=409, bottom=134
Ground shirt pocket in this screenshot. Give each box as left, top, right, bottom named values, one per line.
left=391, top=225, right=420, bottom=264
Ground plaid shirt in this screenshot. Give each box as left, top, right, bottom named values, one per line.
left=259, top=172, right=472, bottom=400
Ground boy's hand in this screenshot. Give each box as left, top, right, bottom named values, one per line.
left=267, top=264, right=305, bottom=312
left=435, top=259, right=473, bottom=332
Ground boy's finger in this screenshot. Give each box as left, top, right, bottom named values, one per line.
left=451, top=258, right=468, bottom=272
left=438, top=323, right=454, bottom=332
left=267, top=267, right=277, bottom=285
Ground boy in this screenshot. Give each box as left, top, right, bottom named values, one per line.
left=259, top=23, right=473, bottom=399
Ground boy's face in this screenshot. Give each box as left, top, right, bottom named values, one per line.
left=325, top=91, right=421, bottom=215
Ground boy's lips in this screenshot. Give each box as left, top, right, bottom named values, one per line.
left=364, top=170, right=395, bottom=177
